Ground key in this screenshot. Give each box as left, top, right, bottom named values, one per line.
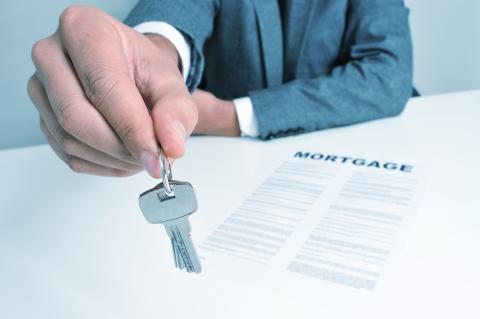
left=139, top=180, right=199, bottom=272
left=138, top=147, right=202, bottom=273
left=139, top=180, right=202, bottom=273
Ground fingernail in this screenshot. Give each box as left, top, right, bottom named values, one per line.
left=140, top=151, right=161, bottom=178
left=173, top=121, right=187, bottom=140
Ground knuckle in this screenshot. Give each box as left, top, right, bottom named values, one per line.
left=27, top=75, right=38, bottom=100
left=67, top=156, right=83, bottom=173
left=52, top=122, right=66, bottom=141
left=59, top=5, right=85, bottom=30
left=31, top=38, right=52, bottom=65
left=82, top=67, right=119, bottom=109
left=116, top=123, right=140, bottom=145
left=57, top=101, right=78, bottom=134
left=59, top=134, right=77, bottom=155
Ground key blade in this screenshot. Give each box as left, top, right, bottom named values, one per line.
left=165, top=223, right=187, bottom=270
left=171, top=222, right=202, bottom=273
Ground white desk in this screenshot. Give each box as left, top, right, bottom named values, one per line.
left=1, top=90, right=479, bottom=318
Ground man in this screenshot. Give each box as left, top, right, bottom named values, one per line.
left=27, top=0, right=413, bottom=178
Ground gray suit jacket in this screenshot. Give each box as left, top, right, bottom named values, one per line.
left=126, top=0, right=413, bottom=140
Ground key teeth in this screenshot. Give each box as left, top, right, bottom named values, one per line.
left=173, top=228, right=202, bottom=274
left=171, top=230, right=200, bottom=273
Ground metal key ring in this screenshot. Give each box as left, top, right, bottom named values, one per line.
left=159, top=147, right=174, bottom=196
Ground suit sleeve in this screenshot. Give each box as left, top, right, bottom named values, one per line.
left=124, top=0, right=219, bottom=92
left=249, top=0, right=414, bottom=140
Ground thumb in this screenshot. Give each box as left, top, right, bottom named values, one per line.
left=150, top=90, right=198, bottom=159
left=134, top=32, right=197, bottom=166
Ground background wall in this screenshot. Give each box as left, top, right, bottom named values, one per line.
left=405, top=0, right=480, bottom=95
left=1, top=0, right=479, bottom=150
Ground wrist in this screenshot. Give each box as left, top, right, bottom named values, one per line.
left=194, top=98, right=240, bottom=136
left=191, top=89, right=241, bottom=136
left=217, top=100, right=241, bottom=136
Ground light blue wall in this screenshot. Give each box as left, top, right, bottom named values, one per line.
left=406, top=0, right=480, bottom=95
left=1, top=1, right=479, bottom=150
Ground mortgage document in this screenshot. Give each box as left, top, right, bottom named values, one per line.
left=197, top=150, right=430, bottom=293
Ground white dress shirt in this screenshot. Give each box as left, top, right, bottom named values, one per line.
left=133, top=21, right=259, bottom=138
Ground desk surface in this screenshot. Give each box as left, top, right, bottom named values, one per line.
left=1, top=90, right=479, bottom=318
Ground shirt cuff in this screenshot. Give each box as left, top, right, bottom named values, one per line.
left=133, top=21, right=191, bottom=82
left=233, top=97, right=259, bottom=138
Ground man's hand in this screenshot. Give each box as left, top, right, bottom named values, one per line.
left=192, top=90, right=240, bottom=136
left=27, top=5, right=198, bottom=178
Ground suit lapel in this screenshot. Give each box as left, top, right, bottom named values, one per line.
left=251, top=0, right=283, bottom=87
